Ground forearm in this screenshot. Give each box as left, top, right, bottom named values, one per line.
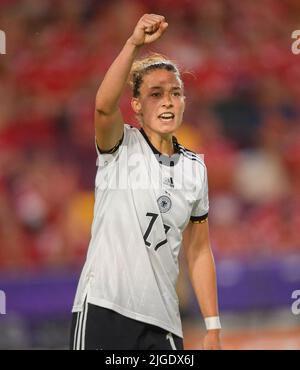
left=187, top=246, right=219, bottom=320
left=96, top=39, right=141, bottom=114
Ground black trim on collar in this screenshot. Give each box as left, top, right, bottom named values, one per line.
left=139, top=128, right=181, bottom=167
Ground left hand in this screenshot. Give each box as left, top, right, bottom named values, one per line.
left=203, top=330, right=222, bottom=350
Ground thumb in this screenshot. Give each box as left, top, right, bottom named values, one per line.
left=159, top=21, right=168, bottom=34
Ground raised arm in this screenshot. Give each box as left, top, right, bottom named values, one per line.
left=95, top=14, right=168, bottom=151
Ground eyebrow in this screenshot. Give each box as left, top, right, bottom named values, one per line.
left=149, top=86, right=182, bottom=90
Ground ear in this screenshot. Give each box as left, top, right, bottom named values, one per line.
left=131, top=98, right=142, bottom=115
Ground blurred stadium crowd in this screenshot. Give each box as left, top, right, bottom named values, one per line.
left=1, top=0, right=300, bottom=269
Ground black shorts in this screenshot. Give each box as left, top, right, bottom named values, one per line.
left=70, top=302, right=184, bottom=350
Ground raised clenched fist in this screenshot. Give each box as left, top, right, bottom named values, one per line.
left=128, top=14, right=168, bottom=47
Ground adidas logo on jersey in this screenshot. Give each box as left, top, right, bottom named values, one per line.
left=163, top=177, right=174, bottom=188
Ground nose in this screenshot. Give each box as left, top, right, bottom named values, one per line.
left=162, top=95, right=173, bottom=108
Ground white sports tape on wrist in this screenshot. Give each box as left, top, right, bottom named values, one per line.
left=204, top=316, right=221, bottom=330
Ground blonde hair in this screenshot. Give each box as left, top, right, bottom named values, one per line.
left=128, top=53, right=182, bottom=97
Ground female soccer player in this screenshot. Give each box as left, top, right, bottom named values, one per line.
left=70, top=14, right=221, bottom=350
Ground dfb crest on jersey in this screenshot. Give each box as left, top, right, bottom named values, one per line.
left=157, top=195, right=172, bottom=213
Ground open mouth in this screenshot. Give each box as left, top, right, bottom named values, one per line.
left=158, top=112, right=175, bottom=121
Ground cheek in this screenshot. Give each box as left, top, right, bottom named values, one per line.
left=142, top=101, right=159, bottom=116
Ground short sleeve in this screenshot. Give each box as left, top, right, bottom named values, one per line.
left=95, top=125, right=126, bottom=166
left=190, top=164, right=209, bottom=224
left=95, top=131, right=124, bottom=155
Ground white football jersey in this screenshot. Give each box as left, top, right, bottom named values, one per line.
left=72, top=124, right=209, bottom=338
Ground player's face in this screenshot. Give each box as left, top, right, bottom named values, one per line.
left=132, top=69, right=185, bottom=135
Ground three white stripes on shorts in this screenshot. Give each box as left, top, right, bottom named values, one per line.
left=73, top=298, right=177, bottom=350
left=73, top=298, right=88, bottom=350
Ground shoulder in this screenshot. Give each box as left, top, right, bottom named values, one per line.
left=176, top=142, right=206, bottom=170
left=123, top=123, right=144, bottom=140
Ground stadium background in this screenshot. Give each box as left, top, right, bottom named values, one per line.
left=0, top=0, right=300, bottom=349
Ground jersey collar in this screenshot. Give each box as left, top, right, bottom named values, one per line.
left=139, top=128, right=181, bottom=167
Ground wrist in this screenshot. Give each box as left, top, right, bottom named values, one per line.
left=206, top=329, right=221, bottom=336
left=126, top=37, right=143, bottom=49
left=204, top=316, right=221, bottom=331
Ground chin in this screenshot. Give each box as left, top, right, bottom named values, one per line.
left=155, top=120, right=179, bottom=135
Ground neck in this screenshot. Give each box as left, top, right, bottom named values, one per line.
left=142, top=126, right=174, bottom=156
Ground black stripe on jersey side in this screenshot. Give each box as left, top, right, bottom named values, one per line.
left=178, top=144, right=203, bottom=159
left=178, top=143, right=201, bottom=154
left=179, top=150, right=204, bottom=164
left=96, top=132, right=124, bottom=154
left=178, top=145, right=203, bottom=160
left=178, top=144, right=197, bottom=155
left=190, top=213, right=208, bottom=224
